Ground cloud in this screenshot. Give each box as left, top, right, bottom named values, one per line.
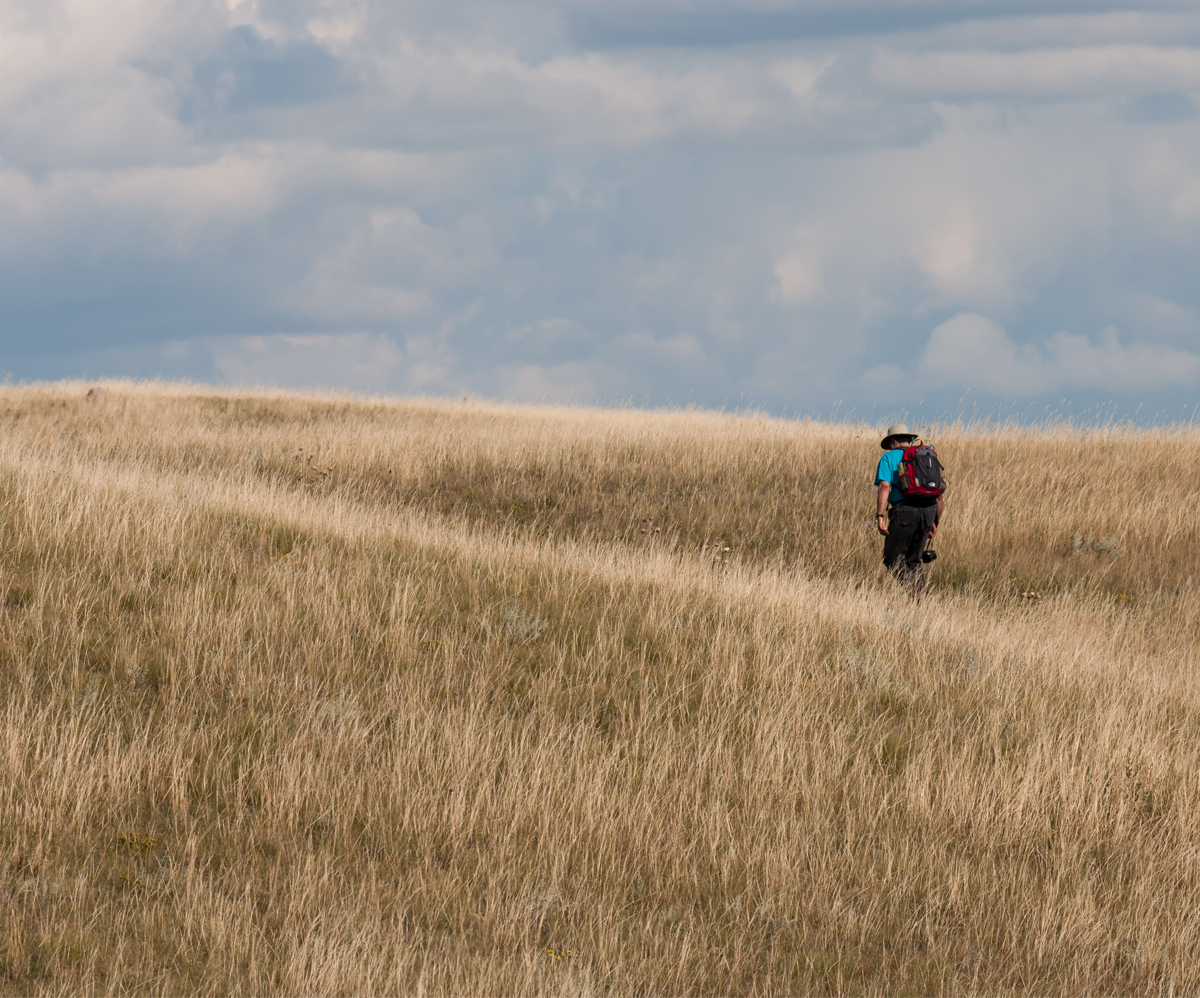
left=564, top=2, right=1187, bottom=49
left=873, top=45, right=1200, bottom=99
left=351, top=43, right=820, bottom=150
left=211, top=332, right=431, bottom=392
left=767, top=104, right=1114, bottom=319
left=773, top=252, right=823, bottom=305
left=5, top=0, right=1200, bottom=416
left=916, top=312, right=1200, bottom=394
left=1120, top=91, right=1199, bottom=123
left=190, top=26, right=358, bottom=113
left=490, top=330, right=727, bottom=404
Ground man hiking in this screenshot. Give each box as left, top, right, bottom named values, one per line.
left=875, top=423, right=944, bottom=597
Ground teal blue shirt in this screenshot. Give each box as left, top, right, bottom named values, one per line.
left=875, top=449, right=906, bottom=505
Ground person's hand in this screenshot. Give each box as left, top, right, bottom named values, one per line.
left=876, top=514, right=888, bottom=536
left=929, top=523, right=938, bottom=539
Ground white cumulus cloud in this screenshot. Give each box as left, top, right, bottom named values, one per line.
left=917, top=312, right=1200, bottom=395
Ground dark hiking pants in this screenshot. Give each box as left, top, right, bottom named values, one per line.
left=883, top=504, right=937, bottom=595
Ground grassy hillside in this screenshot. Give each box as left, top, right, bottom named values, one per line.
left=1, top=382, right=1198, bottom=996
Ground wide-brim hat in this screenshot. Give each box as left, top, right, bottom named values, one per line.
left=880, top=423, right=917, bottom=449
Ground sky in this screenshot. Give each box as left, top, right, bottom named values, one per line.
left=4, top=0, right=1200, bottom=419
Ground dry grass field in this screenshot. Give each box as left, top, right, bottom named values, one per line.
left=1, top=381, right=1199, bottom=996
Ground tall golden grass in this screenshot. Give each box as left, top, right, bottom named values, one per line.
left=1, top=381, right=1198, bottom=996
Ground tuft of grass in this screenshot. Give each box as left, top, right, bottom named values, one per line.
left=4, top=584, right=33, bottom=608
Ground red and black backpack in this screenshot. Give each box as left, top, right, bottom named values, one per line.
left=896, top=444, right=945, bottom=499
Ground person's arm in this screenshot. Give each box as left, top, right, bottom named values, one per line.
left=876, top=482, right=890, bottom=535
left=930, top=494, right=943, bottom=538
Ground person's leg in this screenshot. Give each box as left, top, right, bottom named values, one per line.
left=901, top=506, right=937, bottom=598
left=883, top=507, right=919, bottom=585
